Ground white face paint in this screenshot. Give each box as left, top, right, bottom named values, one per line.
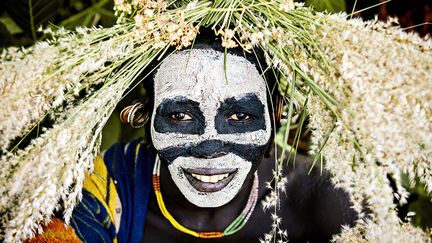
left=168, top=154, right=252, bottom=208
left=150, top=48, right=271, bottom=208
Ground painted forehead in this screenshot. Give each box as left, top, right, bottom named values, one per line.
left=153, top=48, right=267, bottom=105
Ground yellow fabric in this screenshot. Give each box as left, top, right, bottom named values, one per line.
left=83, top=156, right=118, bottom=225
left=81, top=155, right=119, bottom=243
left=135, top=143, right=141, bottom=162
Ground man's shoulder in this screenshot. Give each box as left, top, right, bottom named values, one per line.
left=281, top=153, right=358, bottom=237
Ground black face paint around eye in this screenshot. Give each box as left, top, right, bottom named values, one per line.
left=157, top=139, right=268, bottom=165
left=154, top=96, right=205, bottom=135
left=215, top=94, right=266, bottom=134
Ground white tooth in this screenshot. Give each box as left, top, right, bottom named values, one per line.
left=201, top=175, right=210, bottom=183
left=191, top=172, right=231, bottom=182
left=209, top=175, right=218, bottom=183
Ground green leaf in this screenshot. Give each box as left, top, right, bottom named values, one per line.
left=305, top=0, right=347, bottom=13
left=59, top=0, right=114, bottom=29
left=0, top=15, right=23, bottom=35
left=3, top=0, right=62, bottom=39
left=0, top=21, right=12, bottom=46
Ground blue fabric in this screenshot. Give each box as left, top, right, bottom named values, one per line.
left=70, top=139, right=155, bottom=243
left=70, top=191, right=116, bottom=243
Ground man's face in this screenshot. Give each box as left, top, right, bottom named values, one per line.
left=150, top=48, right=271, bottom=208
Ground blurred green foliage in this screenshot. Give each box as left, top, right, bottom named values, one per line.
left=304, top=0, right=346, bottom=13
left=0, top=0, right=116, bottom=46
left=401, top=176, right=432, bottom=231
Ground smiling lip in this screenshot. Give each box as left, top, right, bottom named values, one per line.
left=183, top=168, right=237, bottom=193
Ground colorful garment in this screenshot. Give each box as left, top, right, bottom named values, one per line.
left=29, top=139, right=155, bottom=243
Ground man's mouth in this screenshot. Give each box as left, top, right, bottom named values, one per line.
left=183, top=168, right=237, bottom=192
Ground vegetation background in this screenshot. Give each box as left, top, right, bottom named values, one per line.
left=1, top=0, right=431, bottom=233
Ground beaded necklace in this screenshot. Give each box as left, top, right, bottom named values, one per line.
left=152, top=156, right=259, bottom=239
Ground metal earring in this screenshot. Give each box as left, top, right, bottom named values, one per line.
left=120, top=102, right=149, bottom=128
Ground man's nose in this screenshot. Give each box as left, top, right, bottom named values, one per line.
left=190, top=140, right=227, bottom=159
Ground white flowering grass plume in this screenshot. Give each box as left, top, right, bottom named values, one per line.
left=0, top=0, right=431, bottom=242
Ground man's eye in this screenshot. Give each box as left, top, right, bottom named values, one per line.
left=229, top=113, right=251, bottom=121
left=170, top=112, right=193, bottom=121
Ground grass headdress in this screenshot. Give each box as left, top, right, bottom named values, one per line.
left=0, top=0, right=431, bottom=242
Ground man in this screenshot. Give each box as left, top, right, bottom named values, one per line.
left=29, top=43, right=357, bottom=243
